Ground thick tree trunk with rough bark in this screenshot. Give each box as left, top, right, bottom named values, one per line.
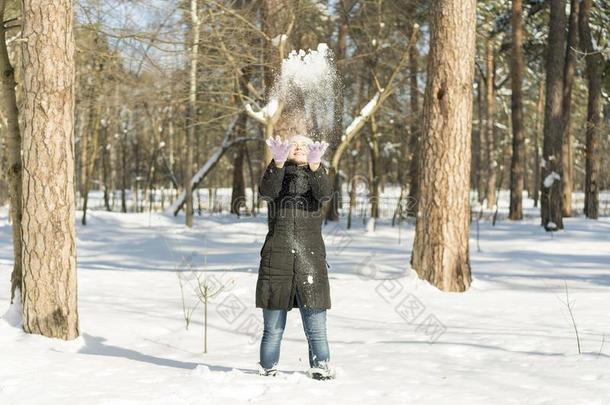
left=541, top=0, right=566, bottom=231
left=410, top=0, right=475, bottom=292
left=509, top=0, right=525, bottom=220
left=20, top=0, right=79, bottom=339
left=0, top=0, right=23, bottom=304
left=579, top=0, right=602, bottom=219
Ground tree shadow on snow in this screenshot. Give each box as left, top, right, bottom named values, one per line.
left=78, top=333, right=263, bottom=375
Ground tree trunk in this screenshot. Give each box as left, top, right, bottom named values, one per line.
left=474, top=75, right=487, bottom=204
left=369, top=117, right=380, bottom=221
left=120, top=123, right=128, bottom=213
left=509, top=0, right=525, bottom=220
left=231, top=114, right=248, bottom=215
left=232, top=66, right=250, bottom=216
left=166, top=106, right=176, bottom=200
left=244, top=142, right=257, bottom=216
left=79, top=103, right=89, bottom=207
left=133, top=135, right=141, bottom=212
left=410, top=0, right=475, bottom=292
left=407, top=25, right=420, bottom=216
left=80, top=58, right=103, bottom=223
left=324, top=6, right=348, bottom=222
left=259, top=0, right=288, bottom=173
left=560, top=0, right=579, bottom=217
left=484, top=38, right=497, bottom=209
left=541, top=0, right=566, bottom=231
left=20, top=0, right=79, bottom=339
left=0, top=0, right=23, bottom=304
left=532, top=80, right=545, bottom=208
left=101, top=116, right=112, bottom=211
left=185, top=0, right=200, bottom=227
left=81, top=97, right=101, bottom=225
left=261, top=0, right=286, bottom=98
left=579, top=0, right=602, bottom=219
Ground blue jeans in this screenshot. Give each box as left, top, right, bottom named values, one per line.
left=259, top=287, right=330, bottom=370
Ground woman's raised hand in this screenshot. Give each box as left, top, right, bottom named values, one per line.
left=266, top=135, right=294, bottom=166
left=306, top=141, right=329, bottom=164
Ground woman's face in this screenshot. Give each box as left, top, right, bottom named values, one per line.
left=287, top=135, right=312, bottom=164
left=275, top=116, right=310, bottom=164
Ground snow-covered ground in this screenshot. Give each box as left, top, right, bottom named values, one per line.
left=1, top=195, right=610, bottom=404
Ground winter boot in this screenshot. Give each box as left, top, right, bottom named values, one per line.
left=257, top=362, right=278, bottom=377
left=306, top=364, right=336, bottom=380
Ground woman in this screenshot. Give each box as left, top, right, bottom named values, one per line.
left=255, top=112, right=335, bottom=380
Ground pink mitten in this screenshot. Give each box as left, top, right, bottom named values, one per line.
left=266, top=135, right=294, bottom=165
left=306, top=141, right=329, bottom=164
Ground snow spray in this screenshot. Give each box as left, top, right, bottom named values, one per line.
left=272, top=43, right=341, bottom=142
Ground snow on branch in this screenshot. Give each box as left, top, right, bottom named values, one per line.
left=344, top=116, right=363, bottom=138
left=271, top=34, right=287, bottom=47
left=344, top=91, right=382, bottom=139
left=245, top=96, right=280, bottom=125
left=245, top=104, right=265, bottom=124
left=359, top=91, right=380, bottom=117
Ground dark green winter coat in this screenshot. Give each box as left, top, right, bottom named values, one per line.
left=255, top=159, right=333, bottom=311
